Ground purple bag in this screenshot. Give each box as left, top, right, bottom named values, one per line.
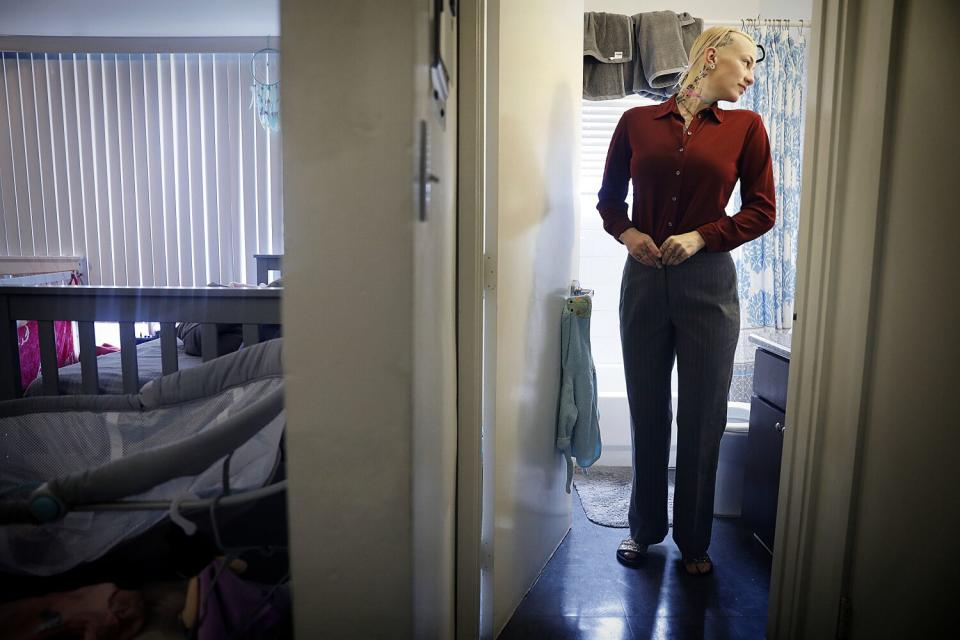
left=197, top=561, right=289, bottom=639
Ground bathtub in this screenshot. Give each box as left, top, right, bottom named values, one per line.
left=595, top=392, right=751, bottom=468
left=594, top=392, right=751, bottom=516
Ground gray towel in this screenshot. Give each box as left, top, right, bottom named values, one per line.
left=583, top=58, right=628, bottom=100
left=584, top=12, right=633, bottom=63
left=629, top=11, right=703, bottom=100
left=583, top=12, right=633, bottom=100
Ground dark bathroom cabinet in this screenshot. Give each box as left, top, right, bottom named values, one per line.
left=742, top=346, right=790, bottom=554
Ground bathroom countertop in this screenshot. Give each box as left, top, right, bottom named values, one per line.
left=747, top=328, right=792, bottom=360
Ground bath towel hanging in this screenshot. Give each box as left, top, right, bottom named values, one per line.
left=556, top=288, right=602, bottom=493
left=583, top=12, right=634, bottom=100
left=629, top=11, right=703, bottom=100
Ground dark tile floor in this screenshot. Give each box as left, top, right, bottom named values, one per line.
left=497, top=491, right=772, bottom=640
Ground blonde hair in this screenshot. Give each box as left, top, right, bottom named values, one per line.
left=675, top=27, right=758, bottom=97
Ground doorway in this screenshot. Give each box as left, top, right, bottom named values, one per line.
left=456, top=0, right=902, bottom=638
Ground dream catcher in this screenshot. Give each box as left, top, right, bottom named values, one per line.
left=250, top=47, right=280, bottom=132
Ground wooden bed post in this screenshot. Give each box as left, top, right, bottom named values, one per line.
left=0, top=296, right=22, bottom=401
left=254, top=254, right=282, bottom=286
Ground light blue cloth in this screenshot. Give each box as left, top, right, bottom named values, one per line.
left=556, top=295, right=602, bottom=493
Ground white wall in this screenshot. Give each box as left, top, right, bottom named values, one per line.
left=584, top=0, right=761, bottom=19
left=760, top=0, right=812, bottom=21
left=0, top=0, right=279, bottom=36
left=492, top=0, right=583, bottom=635
left=846, top=1, right=958, bottom=636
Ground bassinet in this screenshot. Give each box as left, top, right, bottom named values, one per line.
left=0, top=339, right=285, bottom=577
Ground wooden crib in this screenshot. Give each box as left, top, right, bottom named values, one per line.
left=0, top=256, right=282, bottom=400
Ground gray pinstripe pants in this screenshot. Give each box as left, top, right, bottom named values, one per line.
left=619, top=250, right=740, bottom=556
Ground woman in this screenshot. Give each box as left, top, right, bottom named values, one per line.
left=596, top=27, right=776, bottom=576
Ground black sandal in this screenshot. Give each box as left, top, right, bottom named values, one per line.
left=682, top=553, right=713, bottom=575
left=616, top=538, right=648, bottom=567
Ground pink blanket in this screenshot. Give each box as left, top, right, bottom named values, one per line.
left=17, top=320, right=78, bottom=390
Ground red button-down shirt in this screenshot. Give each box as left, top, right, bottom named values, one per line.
left=597, top=95, right=776, bottom=252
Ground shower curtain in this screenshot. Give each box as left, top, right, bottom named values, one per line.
left=733, top=24, right=807, bottom=330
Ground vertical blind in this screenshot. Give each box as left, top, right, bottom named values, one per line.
left=580, top=94, right=741, bottom=211
left=580, top=95, right=651, bottom=194
left=0, top=51, right=283, bottom=286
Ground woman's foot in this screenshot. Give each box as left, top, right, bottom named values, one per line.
left=682, top=553, right=713, bottom=575
left=616, top=538, right=648, bottom=567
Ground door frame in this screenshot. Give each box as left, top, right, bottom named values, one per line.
left=455, top=0, right=901, bottom=637
left=768, top=1, right=899, bottom=637
left=456, top=0, right=495, bottom=637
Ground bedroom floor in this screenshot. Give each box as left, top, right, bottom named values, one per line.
left=0, top=492, right=291, bottom=639
left=497, top=490, right=773, bottom=639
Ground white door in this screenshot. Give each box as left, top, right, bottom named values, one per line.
left=469, top=1, right=586, bottom=636
left=282, top=0, right=458, bottom=636
left=413, top=0, right=459, bottom=638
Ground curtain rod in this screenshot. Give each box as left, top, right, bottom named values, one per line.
left=702, top=18, right=810, bottom=29
left=0, top=35, right=279, bottom=54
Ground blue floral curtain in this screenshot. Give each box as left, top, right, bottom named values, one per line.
left=733, top=25, right=807, bottom=330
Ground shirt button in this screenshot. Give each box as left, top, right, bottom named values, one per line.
left=687, top=130, right=692, bottom=136
left=668, top=222, right=674, bottom=227
left=678, top=147, right=684, bottom=152
left=675, top=170, right=681, bottom=175
left=671, top=196, right=677, bottom=201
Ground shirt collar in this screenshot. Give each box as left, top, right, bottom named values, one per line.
left=654, top=94, right=725, bottom=123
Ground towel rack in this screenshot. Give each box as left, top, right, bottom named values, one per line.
left=569, top=280, right=594, bottom=298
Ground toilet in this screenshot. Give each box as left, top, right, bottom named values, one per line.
left=713, top=402, right=752, bottom=517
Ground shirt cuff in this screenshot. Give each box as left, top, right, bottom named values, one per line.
left=605, top=217, right=635, bottom=244
left=694, top=222, right=720, bottom=252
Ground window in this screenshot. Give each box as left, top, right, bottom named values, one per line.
left=579, top=95, right=654, bottom=394
left=0, top=51, right=282, bottom=286
left=579, top=96, right=741, bottom=395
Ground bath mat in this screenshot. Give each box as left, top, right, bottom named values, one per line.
left=573, top=466, right=675, bottom=529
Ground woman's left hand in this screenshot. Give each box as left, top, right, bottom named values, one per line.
left=660, top=231, right=706, bottom=266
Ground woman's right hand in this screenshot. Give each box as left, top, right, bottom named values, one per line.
left=619, top=229, right=663, bottom=269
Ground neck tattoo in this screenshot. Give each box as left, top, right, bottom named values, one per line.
left=677, top=96, right=697, bottom=134
left=676, top=62, right=714, bottom=135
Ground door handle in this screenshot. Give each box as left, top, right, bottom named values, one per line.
left=418, top=120, right=440, bottom=222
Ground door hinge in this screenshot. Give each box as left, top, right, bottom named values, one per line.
left=836, top=595, right=852, bottom=639
left=483, top=254, right=496, bottom=292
